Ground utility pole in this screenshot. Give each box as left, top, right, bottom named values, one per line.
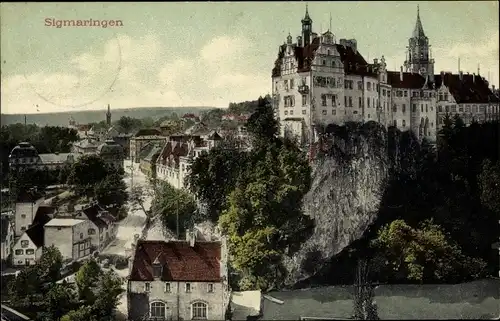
left=176, top=197, right=179, bottom=240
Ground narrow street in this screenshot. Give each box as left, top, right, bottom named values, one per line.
left=101, top=159, right=153, bottom=257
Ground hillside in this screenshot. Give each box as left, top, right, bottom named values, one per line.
left=0, top=106, right=219, bottom=127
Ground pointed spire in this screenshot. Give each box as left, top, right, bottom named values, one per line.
left=412, top=4, right=426, bottom=38
left=302, top=3, right=312, bottom=23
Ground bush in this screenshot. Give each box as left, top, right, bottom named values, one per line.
left=114, top=257, right=128, bottom=270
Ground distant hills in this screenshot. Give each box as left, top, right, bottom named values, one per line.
left=1, top=106, right=220, bottom=127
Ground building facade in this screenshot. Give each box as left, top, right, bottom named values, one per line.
left=43, top=218, right=92, bottom=261
left=127, top=238, right=230, bottom=321
left=271, top=7, right=500, bottom=145
left=97, top=139, right=124, bottom=171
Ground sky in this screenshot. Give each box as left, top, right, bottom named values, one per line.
left=1, top=1, right=499, bottom=115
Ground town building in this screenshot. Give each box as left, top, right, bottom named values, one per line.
left=155, top=129, right=222, bottom=189
left=11, top=205, right=56, bottom=267
left=13, top=191, right=45, bottom=238
left=97, top=139, right=125, bottom=171
left=43, top=218, right=92, bottom=262
left=129, top=128, right=166, bottom=162
left=138, top=142, right=163, bottom=178
left=271, top=6, right=500, bottom=145
left=73, top=202, right=117, bottom=252
left=0, top=216, right=14, bottom=264
left=127, top=237, right=230, bottom=321
left=71, top=138, right=99, bottom=155
left=8, top=142, right=81, bottom=171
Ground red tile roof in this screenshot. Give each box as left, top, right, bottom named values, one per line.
left=387, top=71, right=426, bottom=89
left=129, top=240, right=222, bottom=282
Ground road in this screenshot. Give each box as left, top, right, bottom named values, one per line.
left=101, top=159, right=152, bottom=257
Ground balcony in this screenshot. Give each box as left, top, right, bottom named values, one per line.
left=298, top=85, right=310, bottom=94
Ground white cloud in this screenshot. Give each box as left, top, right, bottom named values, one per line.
left=1, top=34, right=268, bottom=114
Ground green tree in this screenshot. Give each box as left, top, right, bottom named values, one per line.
left=479, top=159, right=500, bottom=214
left=61, top=306, right=96, bottom=321
left=75, top=259, right=102, bottom=304
left=93, top=171, right=128, bottom=209
left=8, top=266, right=43, bottom=304
left=38, top=245, right=64, bottom=283
left=151, top=182, right=197, bottom=236
left=43, top=282, right=78, bottom=321
left=186, top=136, right=249, bottom=222
left=92, top=270, right=125, bottom=321
left=371, top=219, right=486, bottom=282
left=246, top=96, right=279, bottom=146
left=219, top=140, right=312, bottom=290
left=67, top=155, right=110, bottom=197
left=116, top=116, right=136, bottom=134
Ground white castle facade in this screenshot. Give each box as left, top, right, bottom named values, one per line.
left=271, top=6, right=500, bottom=145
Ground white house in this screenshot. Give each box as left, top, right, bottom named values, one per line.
left=44, top=218, right=92, bottom=262
left=14, top=191, right=45, bottom=237
left=127, top=236, right=230, bottom=321
left=1, top=216, right=15, bottom=263
left=11, top=205, right=56, bottom=267
left=73, top=202, right=117, bottom=252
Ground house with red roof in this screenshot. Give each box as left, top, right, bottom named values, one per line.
left=127, top=237, right=230, bottom=320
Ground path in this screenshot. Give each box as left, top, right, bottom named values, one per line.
left=101, top=159, right=152, bottom=257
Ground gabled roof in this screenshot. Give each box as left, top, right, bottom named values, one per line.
left=156, top=141, right=190, bottom=168
left=134, top=128, right=162, bottom=137
left=25, top=223, right=45, bottom=248
left=33, top=205, right=56, bottom=226
left=129, top=240, right=221, bottom=282
left=433, top=73, right=500, bottom=104
left=387, top=71, right=426, bottom=89
left=273, top=37, right=371, bottom=78
left=82, top=203, right=109, bottom=228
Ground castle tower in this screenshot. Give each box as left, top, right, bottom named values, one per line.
left=301, top=4, right=313, bottom=46
left=404, top=5, right=435, bottom=82
left=106, top=104, right=112, bottom=126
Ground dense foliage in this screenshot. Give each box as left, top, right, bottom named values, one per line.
left=323, top=117, right=499, bottom=285
left=150, top=181, right=197, bottom=236
left=67, top=155, right=128, bottom=211
left=187, top=96, right=313, bottom=290
left=8, top=253, right=123, bottom=321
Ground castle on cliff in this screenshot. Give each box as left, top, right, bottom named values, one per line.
left=271, top=5, right=500, bottom=145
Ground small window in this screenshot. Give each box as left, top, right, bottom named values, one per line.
left=165, top=282, right=171, bottom=293
left=322, top=59, right=326, bottom=65
left=208, top=283, right=214, bottom=293
left=26, top=249, right=35, bottom=255
left=57, top=227, right=62, bottom=231
left=403, top=120, right=406, bottom=127
left=153, top=265, right=162, bottom=278
left=322, top=110, right=327, bottom=115
left=20, top=240, right=29, bottom=248
left=302, top=110, right=306, bottom=115
left=145, top=282, right=151, bottom=292
left=15, top=249, right=24, bottom=255
left=21, top=226, right=26, bottom=232
left=80, top=233, right=84, bottom=239
left=185, top=283, right=191, bottom=293
left=21, top=214, right=26, bottom=219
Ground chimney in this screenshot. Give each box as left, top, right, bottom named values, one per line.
left=400, top=66, right=403, bottom=82
left=373, top=58, right=378, bottom=65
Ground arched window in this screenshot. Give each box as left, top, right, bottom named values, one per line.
left=191, top=302, right=207, bottom=320
left=150, top=301, right=166, bottom=319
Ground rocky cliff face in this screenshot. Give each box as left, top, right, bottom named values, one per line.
left=283, top=122, right=390, bottom=285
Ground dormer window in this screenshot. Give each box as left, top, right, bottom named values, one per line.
left=153, top=265, right=162, bottom=278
